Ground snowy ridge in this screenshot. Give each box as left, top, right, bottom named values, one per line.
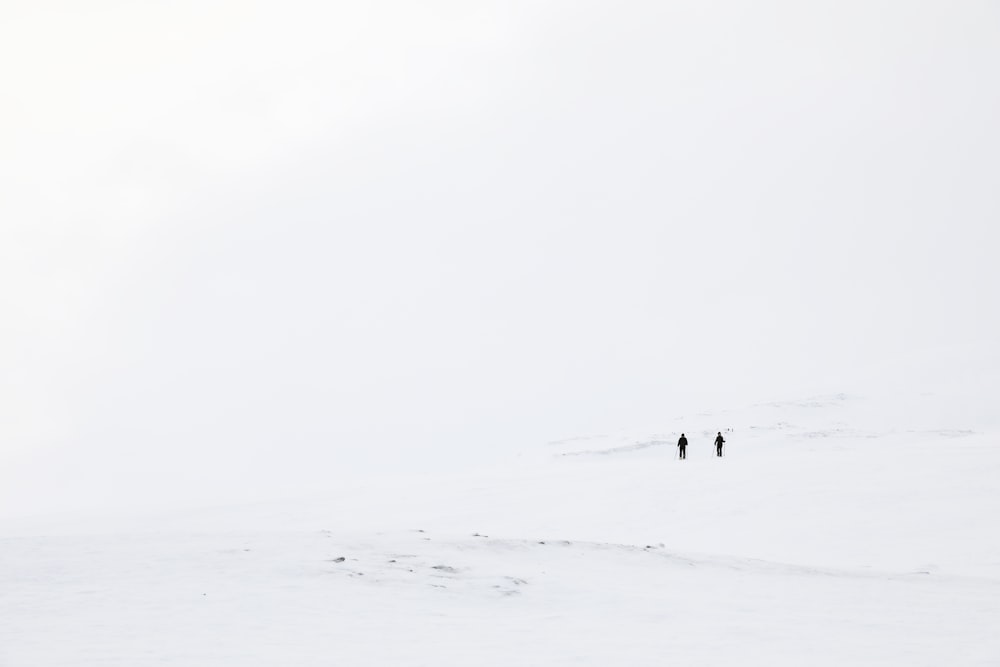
left=558, top=440, right=669, bottom=457
left=2, top=391, right=999, bottom=665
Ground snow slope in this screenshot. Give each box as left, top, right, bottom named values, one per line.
left=2, top=392, right=999, bottom=666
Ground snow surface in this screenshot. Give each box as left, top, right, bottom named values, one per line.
left=3, top=392, right=999, bottom=666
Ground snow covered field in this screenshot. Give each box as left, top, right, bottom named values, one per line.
left=3, top=392, right=998, bottom=666
left=4, top=0, right=998, bottom=664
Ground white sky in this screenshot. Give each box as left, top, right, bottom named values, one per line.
left=2, top=0, right=998, bottom=515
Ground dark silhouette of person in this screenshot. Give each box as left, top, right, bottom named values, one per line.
left=715, top=432, right=725, bottom=457
left=677, top=433, right=688, bottom=459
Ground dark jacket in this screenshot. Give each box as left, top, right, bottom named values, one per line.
left=678, top=436, right=688, bottom=448
left=715, top=435, right=725, bottom=446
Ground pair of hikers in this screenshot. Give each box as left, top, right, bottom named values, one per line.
left=676, top=432, right=725, bottom=459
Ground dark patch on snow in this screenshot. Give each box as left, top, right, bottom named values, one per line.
left=913, top=429, right=976, bottom=438
left=756, top=393, right=855, bottom=409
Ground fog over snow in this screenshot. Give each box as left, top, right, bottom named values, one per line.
left=3, top=0, right=997, bottom=515
left=1, top=2, right=999, bottom=664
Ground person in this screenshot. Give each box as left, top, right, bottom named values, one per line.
left=677, top=433, right=688, bottom=459
left=715, top=432, right=725, bottom=457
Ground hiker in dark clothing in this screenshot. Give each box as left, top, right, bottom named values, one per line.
left=677, top=434, right=688, bottom=459
left=715, top=432, right=725, bottom=457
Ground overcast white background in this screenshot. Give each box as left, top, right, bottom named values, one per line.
left=2, top=1, right=998, bottom=516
